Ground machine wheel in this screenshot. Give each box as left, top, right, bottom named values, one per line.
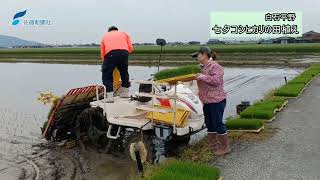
left=124, top=132, right=156, bottom=164
left=166, top=135, right=191, bottom=156
left=171, top=135, right=191, bottom=146
left=76, top=107, right=109, bottom=148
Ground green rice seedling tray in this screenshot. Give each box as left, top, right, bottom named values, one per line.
left=263, top=116, right=276, bottom=123
left=226, top=119, right=264, bottom=132
left=240, top=109, right=275, bottom=119
left=267, top=96, right=288, bottom=102
left=227, top=126, right=264, bottom=133
left=287, top=64, right=320, bottom=87
left=275, top=100, right=289, bottom=112
left=154, top=65, right=200, bottom=81
left=304, top=74, right=320, bottom=87
left=149, top=160, right=221, bottom=180
left=307, top=64, right=320, bottom=72
left=288, top=68, right=320, bottom=86
left=288, top=74, right=313, bottom=85
left=240, top=97, right=288, bottom=120
left=274, top=83, right=306, bottom=98
left=276, top=86, right=306, bottom=99
left=240, top=102, right=280, bottom=119
left=157, top=74, right=198, bottom=84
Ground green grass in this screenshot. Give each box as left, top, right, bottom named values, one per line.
left=226, top=119, right=264, bottom=130
left=274, top=83, right=306, bottom=97
left=147, top=160, right=220, bottom=180
left=154, top=65, right=200, bottom=80
left=240, top=97, right=287, bottom=119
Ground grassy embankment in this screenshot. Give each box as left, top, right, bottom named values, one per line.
left=1, top=43, right=320, bottom=66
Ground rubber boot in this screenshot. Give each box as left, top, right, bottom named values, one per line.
left=215, top=134, right=231, bottom=156
left=207, top=132, right=220, bottom=153
left=105, top=92, right=114, bottom=103
left=119, top=87, right=130, bottom=98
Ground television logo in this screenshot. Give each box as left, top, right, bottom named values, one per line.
left=11, top=10, right=52, bottom=26
left=12, top=10, right=27, bottom=26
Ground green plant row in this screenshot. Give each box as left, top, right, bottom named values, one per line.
left=226, top=119, right=264, bottom=130
left=148, top=160, right=221, bottom=180
left=154, top=65, right=200, bottom=80
left=240, top=97, right=287, bottom=119
left=1, top=43, right=320, bottom=55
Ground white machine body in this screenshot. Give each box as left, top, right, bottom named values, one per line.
left=90, top=83, right=205, bottom=136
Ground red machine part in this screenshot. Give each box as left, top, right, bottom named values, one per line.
left=43, top=85, right=104, bottom=138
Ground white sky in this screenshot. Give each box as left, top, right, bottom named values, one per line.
left=0, top=0, right=319, bottom=44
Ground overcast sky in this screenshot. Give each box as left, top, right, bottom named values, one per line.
left=0, top=0, right=319, bottom=44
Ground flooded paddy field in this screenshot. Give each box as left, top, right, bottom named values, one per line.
left=0, top=63, right=302, bottom=179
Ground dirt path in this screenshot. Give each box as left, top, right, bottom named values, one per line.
left=214, top=77, right=320, bottom=180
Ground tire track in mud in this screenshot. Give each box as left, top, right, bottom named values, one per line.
left=4, top=144, right=79, bottom=180
left=0, top=154, right=36, bottom=180
left=31, top=145, right=79, bottom=180
left=224, top=74, right=246, bottom=85
left=35, top=144, right=96, bottom=180
left=25, top=159, right=39, bottom=180
left=226, top=75, right=262, bottom=94
left=1, top=140, right=125, bottom=180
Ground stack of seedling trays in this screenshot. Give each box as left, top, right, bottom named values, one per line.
left=240, top=97, right=288, bottom=123
left=148, top=160, right=222, bottom=180
left=145, top=106, right=190, bottom=127
left=226, top=97, right=288, bottom=133
left=275, top=64, right=320, bottom=98
left=226, top=64, right=320, bottom=133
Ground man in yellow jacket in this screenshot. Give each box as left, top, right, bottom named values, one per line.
left=100, top=26, right=134, bottom=103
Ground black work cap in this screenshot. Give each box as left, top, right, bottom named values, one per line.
left=108, top=26, right=118, bottom=32
left=190, top=46, right=212, bottom=58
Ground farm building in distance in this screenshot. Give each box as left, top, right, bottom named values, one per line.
left=272, top=36, right=296, bottom=44
left=207, top=39, right=226, bottom=44
left=297, top=31, right=320, bottom=43
left=188, top=41, right=201, bottom=45
left=259, top=31, right=320, bottom=44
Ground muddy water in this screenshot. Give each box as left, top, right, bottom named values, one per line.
left=0, top=63, right=302, bottom=179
